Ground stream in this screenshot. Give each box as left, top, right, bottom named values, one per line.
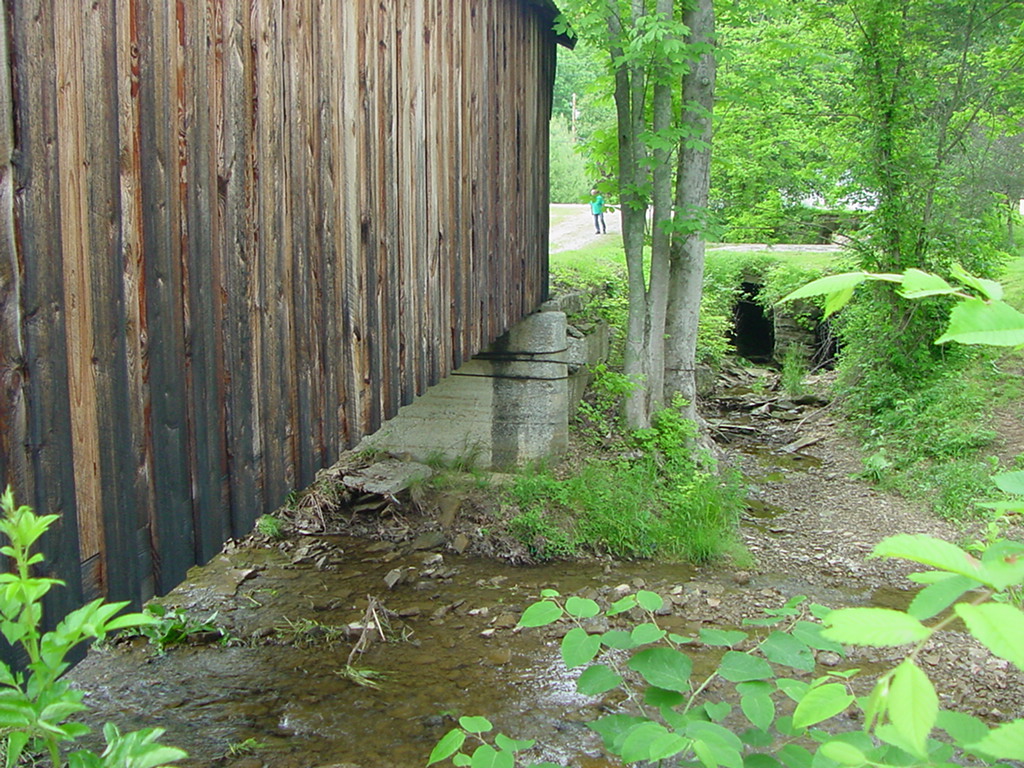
left=69, top=433, right=899, bottom=768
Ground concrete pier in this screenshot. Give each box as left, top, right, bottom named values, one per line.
left=358, top=311, right=573, bottom=468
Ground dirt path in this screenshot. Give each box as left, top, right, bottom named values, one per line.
left=709, top=369, right=1024, bottom=721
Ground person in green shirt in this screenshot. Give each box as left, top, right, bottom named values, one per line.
left=590, top=188, right=607, bottom=234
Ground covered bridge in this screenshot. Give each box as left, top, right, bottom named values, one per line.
left=0, top=0, right=566, bottom=625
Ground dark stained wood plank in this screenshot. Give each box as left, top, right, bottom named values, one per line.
left=137, top=0, right=196, bottom=594
left=79, top=0, right=140, bottom=603
left=219, top=0, right=262, bottom=538
left=183, top=0, right=231, bottom=563
left=0, top=2, right=26, bottom=498
left=10, top=0, right=85, bottom=622
left=116, top=0, right=158, bottom=603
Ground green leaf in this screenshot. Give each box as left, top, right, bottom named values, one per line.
left=741, top=692, right=775, bottom=731
left=587, top=713, right=647, bottom=750
left=778, top=745, right=813, bottom=768
left=908, top=575, right=980, bottom=620
left=687, top=721, right=744, bottom=768
left=620, top=722, right=671, bottom=763
left=459, top=716, right=493, bottom=734
left=936, top=299, right=1024, bottom=346
left=871, top=535, right=981, bottom=579
left=636, top=590, right=664, bottom=612
left=627, top=647, right=693, bottom=692
left=779, top=272, right=869, bottom=304
left=967, top=719, right=1024, bottom=760
left=897, top=268, right=956, bottom=299
left=648, top=732, right=691, bottom=762
left=823, top=608, right=930, bottom=646
left=888, top=660, right=937, bottom=757
left=561, top=627, right=602, bottom=669
left=936, top=710, right=988, bottom=746
left=607, top=595, right=636, bottom=615
left=978, top=540, right=1024, bottom=590
left=631, top=622, right=666, bottom=645
left=576, top=664, right=622, bottom=695
left=540, top=589, right=560, bottom=598
left=740, top=729, right=775, bottom=748
left=951, top=263, right=1004, bottom=300
left=705, top=701, right=732, bottom=721
left=993, top=470, right=1024, bottom=495
left=824, top=286, right=855, bottom=318
left=600, top=629, right=635, bottom=649
left=564, top=596, right=600, bottom=619
left=470, top=743, right=513, bottom=768
left=761, top=631, right=815, bottom=671
left=518, top=601, right=563, bottom=628
left=791, top=683, right=853, bottom=729
left=819, top=741, right=867, bottom=766
left=791, top=621, right=845, bottom=655
left=744, top=754, right=781, bottom=768
left=645, top=686, right=685, bottom=707
left=700, top=628, right=748, bottom=647
left=955, top=603, right=1024, bottom=669
left=453, top=756, right=472, bottom=768
left=494, top=733, right=535, bottom=753
left=776, top=678, right=809, bottom=702
left=718, top=651, right=774, bottom=682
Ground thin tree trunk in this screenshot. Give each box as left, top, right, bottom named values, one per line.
left=666, top=0, right=715, bottom=423
left=641, top=0, right=676, bottom=421
left=610, top=3, right=653, bottom=429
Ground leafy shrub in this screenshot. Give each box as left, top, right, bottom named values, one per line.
left=0, top=488, right=186, bottom=768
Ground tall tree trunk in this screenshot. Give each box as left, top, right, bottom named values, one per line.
left=665, top=0, right=715, bottom=423
left=611, top=2, right=655, bottom=429
left=640, top=0, right=677, bottom=422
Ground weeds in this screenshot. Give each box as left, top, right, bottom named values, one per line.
left=138, top=604, right=228, bottom=654
left=273, top=617, right=348, bottom=648
left=508, top=395, right=743, bottom=563
left=256, top=514, right=285, bottom=540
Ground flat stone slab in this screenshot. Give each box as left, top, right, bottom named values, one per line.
left=341, top=460, right=433, bottom=496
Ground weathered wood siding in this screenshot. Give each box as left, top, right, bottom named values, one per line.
left=0, top=0, right=555, bottom=619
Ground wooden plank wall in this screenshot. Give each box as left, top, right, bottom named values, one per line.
left=0, top=0, right=555, bottom=619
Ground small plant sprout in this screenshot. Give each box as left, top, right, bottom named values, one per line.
left=256, top=514, right=285, bottom=540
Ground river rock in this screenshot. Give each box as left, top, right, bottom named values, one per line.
left=410, top=531, right=446, bottom=551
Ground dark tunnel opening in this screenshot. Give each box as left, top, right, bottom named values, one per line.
left=731, top=282, right=775, bottom=363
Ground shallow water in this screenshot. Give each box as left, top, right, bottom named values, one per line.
left=70, top=538, right=699, bottom=767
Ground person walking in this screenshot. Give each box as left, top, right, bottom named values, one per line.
left=590, top=188, right=607, bottom=234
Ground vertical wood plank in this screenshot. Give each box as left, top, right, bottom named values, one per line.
left=55, top=0, right=103, bottom=573
left=0, top=2, right=26, bottom=498
left=10, top=0, right=85, bottom=621
left=138, top=0, right=195, bottom=594
left=116, top=0, right=158, bottom=601
left=219, top=0, right=261, bottom=538
left=79, top=0, right=140, bottom=602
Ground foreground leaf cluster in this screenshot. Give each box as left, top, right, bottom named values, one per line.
left=0, top=487, right=186, bottom=768
left=429, top=528, right=1024, bottom=767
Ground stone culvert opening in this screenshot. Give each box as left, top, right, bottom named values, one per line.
left=731, top=282, right=775, bottom=363
left=730, top=282, right=839, bottom=369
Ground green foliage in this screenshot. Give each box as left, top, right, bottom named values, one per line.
left=779, top=346, right=808, bottom=397
left=548, top=117, right=591, bottom=204
left=430, top=532, right=1024, bottom=768
left=781, top=265, right=1023, bottom=517
left=0, top=487, right=187, bottom=768
left=508, top=396, right=742, bottom=563
left=256, top=514, right=285, bottom=540
left=136, top=604, right=226, bottom=655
